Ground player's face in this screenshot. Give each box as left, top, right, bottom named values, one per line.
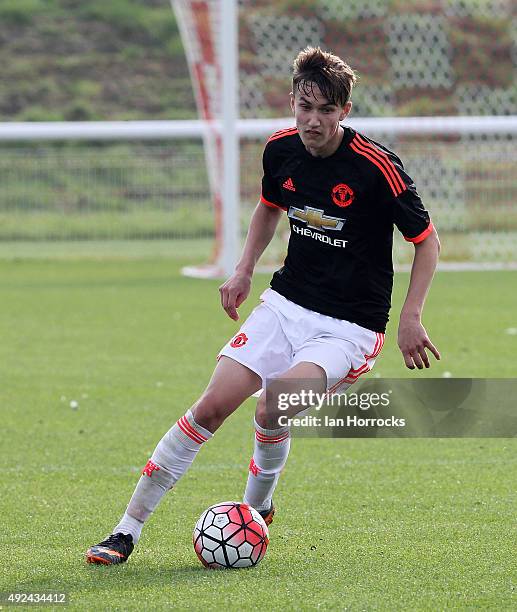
left=290, top=83, right=351, bottom=157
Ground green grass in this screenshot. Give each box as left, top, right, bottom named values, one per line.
left=0, top=255, right=516, bottom=610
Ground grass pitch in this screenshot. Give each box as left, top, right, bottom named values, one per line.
left=0, top=253, right=515, bottom=610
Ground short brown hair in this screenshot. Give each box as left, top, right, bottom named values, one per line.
left=292, top=46, right=357, bottom=107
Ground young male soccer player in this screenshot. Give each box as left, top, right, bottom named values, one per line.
left=86, top=47, right=440, bottom=565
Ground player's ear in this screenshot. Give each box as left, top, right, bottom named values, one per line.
left=340, top=101, right=352, bottom=121
left=289, top=92, right=295, bottom=114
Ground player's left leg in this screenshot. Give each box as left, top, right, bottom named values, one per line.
left=86, top=356, right=260, bottom=565
left=87, top=299, right=291, bottom=565
left=243, top=361, right=327, bottom=522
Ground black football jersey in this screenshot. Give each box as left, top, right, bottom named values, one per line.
left=260, top=126, right=433, bottom=333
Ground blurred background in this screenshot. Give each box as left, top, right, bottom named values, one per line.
left=0, top=0, right=516, bottom=265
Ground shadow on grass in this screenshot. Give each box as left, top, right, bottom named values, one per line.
left=20, top=560, right=266, bottom=598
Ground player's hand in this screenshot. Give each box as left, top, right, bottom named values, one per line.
left=398, top=316, right=440, bottom=370
left=219, top=271, right=252, bottom=321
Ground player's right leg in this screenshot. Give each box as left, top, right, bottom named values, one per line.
left=86, top=356, right=260, bottom=565
left=243, top=361, right=327, bottom=525
left=242, top=302, right=384, bottom=526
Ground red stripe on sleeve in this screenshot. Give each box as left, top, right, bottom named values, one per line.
left=350, top=140, right=401, bottom=196
left=267, top=127, right=298, bottom=143
left=355, top=134, right=406, bottom=194
left=260, top=195, right=286, bottom=210
left=404, top=221, right=434, bottom=244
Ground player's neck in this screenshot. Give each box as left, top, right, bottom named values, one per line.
left=305, top=125, right=344, bottom=158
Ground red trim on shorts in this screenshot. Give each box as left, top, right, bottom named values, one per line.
left=327, top=332, right=385, bottom=393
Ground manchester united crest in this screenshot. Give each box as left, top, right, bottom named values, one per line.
left=331, top=183, right=354, bottom=208
left=230, top=332, right=248, bottom=348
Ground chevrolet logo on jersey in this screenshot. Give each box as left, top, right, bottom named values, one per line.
left=288, top=206, right=345, bottom=231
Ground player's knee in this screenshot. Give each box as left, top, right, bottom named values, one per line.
left=191, top=391, right=231, bottom=433
left=255, top=395, right=282, bottom=430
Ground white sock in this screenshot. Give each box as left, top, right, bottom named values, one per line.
left=113, top=513, right=144, bottom=543
left=113, top=410, right=212, bottom=543
left=243, top=420, right=290, bottom=512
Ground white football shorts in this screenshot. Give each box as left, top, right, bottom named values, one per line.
left=218, top=288, right=384, bottom=392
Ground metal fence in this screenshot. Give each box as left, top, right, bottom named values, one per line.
left=1, top=130, right=516, bottom=264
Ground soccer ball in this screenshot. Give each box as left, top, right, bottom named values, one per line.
left=193, top=501, right=269, bottom=569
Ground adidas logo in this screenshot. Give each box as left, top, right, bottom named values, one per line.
left=282, top=177, right=296, bottom=191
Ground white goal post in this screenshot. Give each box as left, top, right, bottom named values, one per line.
left=172, top=0, right=241, bottom=277
left=170, top=0, right=517, bottom=277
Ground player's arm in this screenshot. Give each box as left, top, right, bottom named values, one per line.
left=219, top=201, right=283, bottom=321
left=398, top=226, right=441, bottom=369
